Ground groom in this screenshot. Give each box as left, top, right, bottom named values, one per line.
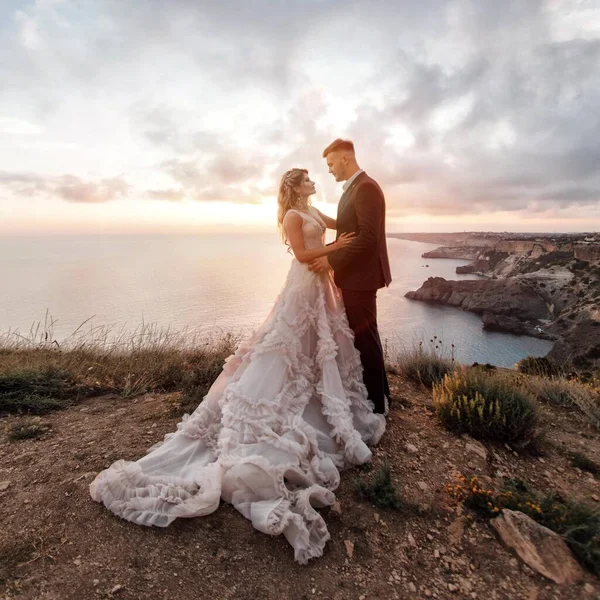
left=309, top=139, right=392, bottom=415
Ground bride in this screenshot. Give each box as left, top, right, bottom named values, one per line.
left=90, top=167, right=386, bottom=563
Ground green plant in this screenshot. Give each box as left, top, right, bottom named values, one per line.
left=516, top=356, right=561, bottom=378
left=6, top=417, right=52, bottom=441
left=433, top=368, right=538, bottom=445
left=527, top=377, right=600, bottom=429
left=394, top=339, right=456, bottom=388
left=1, top=318, right=239, bottom=413
left=0, top=367, right=81, bottom=415
left=447, top=475, right=600, bottom=577
left=570, top=451, right=600, bottom=476
left=355, top=461, right=404, bottom=510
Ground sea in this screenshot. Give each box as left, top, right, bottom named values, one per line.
left=0, top=234, right=553, bottom=368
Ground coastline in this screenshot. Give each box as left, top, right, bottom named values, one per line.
left=401, top=232, right=600, bottom=368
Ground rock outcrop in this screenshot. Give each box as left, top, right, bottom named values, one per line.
left=574, top=243, right=600, bottom=263
left=404, top=232, right=600, bottom=365
left=422, top=246, right=483, bottom=260
left=547, top=318, right=600, bottom=365
left=491, top=510, right=583, bottom=584
left=481, top=313, right=556, bottom=339
left=405, top=277, right=550, bottom=322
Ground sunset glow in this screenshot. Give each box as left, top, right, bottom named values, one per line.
left=1, top=0, right=599, bottom=235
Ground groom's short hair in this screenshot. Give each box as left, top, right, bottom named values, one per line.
left=322, top=138, right=355, bottom=157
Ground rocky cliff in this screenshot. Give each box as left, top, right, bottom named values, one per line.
left=421, top=246, right=483, bottom=260
left=405, top=277, right=553, bottom=338
left=574, top=243, right=600, bottom=264
left=405, top=240, right=600, bottom=367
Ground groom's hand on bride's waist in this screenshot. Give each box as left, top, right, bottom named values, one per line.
left=308, top=256, right=330, bottom=272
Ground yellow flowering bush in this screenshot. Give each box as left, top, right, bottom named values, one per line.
left=433, top=368, right=538, bottom=445
left=446, top=474, right=600, bottom=577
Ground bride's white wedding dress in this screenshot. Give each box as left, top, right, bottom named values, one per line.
left=90, top=207, right=386, bottom=563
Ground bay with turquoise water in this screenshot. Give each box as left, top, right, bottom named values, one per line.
left=0, top=234, right=553, bottom=367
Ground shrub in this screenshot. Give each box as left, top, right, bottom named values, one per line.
left=6, top=417, right=52, bottom=441
left=527, top=377, right=600, bottom=429
left=433, top=369, right=538, bottom=445
left=394, top=339, right=456, bottom=388
left=447, top=475, right=600, bottom=577
left=570, top=452, right=600, bottom=476
left=0, top=367, right=81, bottom=415
left=355, top=461, right=404, bottom=510
left=570, top=259, right=590, bottom=273
left=516, top=356, right=561, bottom=378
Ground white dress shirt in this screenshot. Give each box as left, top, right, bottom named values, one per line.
left=342, top=169, right=364, bottom=192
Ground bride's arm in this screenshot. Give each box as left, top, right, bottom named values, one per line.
left=284, top=212, right=353, bottom=264
left=313, top=208, right=336, bottom=229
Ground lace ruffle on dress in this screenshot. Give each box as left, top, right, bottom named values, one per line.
left=90, top=207, right=386, bottom=563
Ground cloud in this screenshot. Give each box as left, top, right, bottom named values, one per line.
left=54, top=175, right=129, bottom=203
left=147, top=188, right=186, bottom=202
left=0, top=116, right=44, bottom=135
left=0, top=171, right=129, bottom=203
left=0, top=0, right=599, bottom=225
left=159, top=153, right=272, bottom=203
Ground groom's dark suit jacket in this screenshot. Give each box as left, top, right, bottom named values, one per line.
left=327, top=172, right=392, bottom=291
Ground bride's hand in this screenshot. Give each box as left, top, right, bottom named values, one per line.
left=334, top=232, right=356, bottom=249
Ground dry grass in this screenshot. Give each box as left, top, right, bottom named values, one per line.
left=526, top=376, right=600, bottom=430
left=0, top=314, right=239, bottom=414
left=390, top=338, right=457, bottom=388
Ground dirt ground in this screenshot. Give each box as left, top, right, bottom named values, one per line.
left=1, top=375, right=599, bottom=600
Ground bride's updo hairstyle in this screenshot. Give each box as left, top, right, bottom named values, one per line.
left=277, top=167, right=310, bottom=244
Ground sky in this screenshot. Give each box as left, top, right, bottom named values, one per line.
left=1, top=0, right=599, bottom=235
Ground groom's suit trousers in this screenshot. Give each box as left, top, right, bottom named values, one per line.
left=341, top=288, right=390, bottom=415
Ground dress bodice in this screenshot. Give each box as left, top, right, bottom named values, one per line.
left=286, top=207, right=326, bottom=250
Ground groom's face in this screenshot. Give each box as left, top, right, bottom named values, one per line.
left=326, top=151, right=346, bottom=182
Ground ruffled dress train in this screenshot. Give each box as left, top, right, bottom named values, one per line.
left=90, top=208, right=386, bottom=563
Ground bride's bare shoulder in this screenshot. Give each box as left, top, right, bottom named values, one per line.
left=283, top=209, right=303, bottom=223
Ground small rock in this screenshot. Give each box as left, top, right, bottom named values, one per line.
left=407, top=532, right=417, bottom=547
left=584, top=583, right=597, bottom=595
left=344, top=539, right=354, bottom=559
left=404, top=443, right=419, bottom=454
left=491, top=510, right=583, bottom=584
left=448, top=583, right=458, bottom=592
left=73, top=558, right=81, bottom=567
left=448, top=516, right=466, bottom=546
left=465, top=441, right=487, bottom=460
left=110, top=584, right=123, bottom=594
left=408, top=582, right=417, bottom=593
left=417, top=481, right=428, bottom=491
left=0, top=481, right=10, bottom=492
left=528, top=586, right=539, bottom=600
left=331, top=501, right=342, bottom=516
left=374, top=513, right=380, bottom=523
left=434, top=549, right=440, bottom=558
